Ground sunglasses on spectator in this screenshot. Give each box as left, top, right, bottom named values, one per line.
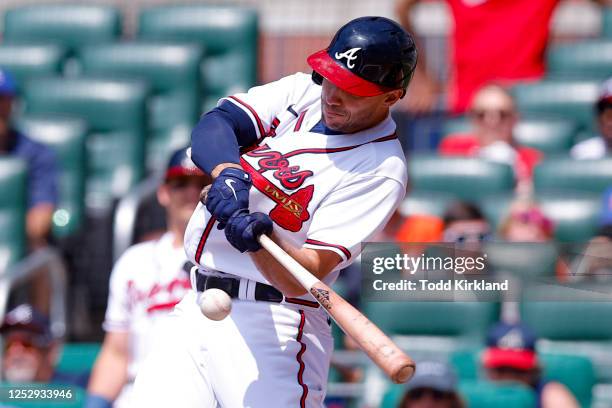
left=511, top=210, right=553, bottom=231
left=408, top=388, right=453, bottom=401
left=470, top=108, right=514, bottom=121
left=4, top=336, right=49, bottom=352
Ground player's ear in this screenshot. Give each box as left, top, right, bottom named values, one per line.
left=157, top=184, right=171, bottom=208
left=383, top=89, right=403, bottom=107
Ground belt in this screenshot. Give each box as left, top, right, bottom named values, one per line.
left=194, top=272, right=319, bottom=308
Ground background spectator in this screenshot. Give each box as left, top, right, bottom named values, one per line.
left=498, top=200, right=555, bottom=243
left=439, top=84, right=542, bottom=190
left=442, top=201, right=491, bottom=245
left=483, top=322, right=579, bottom=408
left=1, top=304, right=88, bottom=387
left=571, top=77, right=612, bottom=159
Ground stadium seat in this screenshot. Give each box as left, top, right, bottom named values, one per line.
left=408, top=155, right=514, bottom=201
left=56, top=342, right=101, bottom=374
left=459, top=380, right=536, bottom=408
left=138, top=5, right=258, bottom=109
left=77, top=42, right=205, bottom=171
left=23, top=77, right=150, bottom=211
left=15, top=115, right=88, bottom=238
left=0, top=157, right=27, bottom=270
left=604, top=7, right=612, bottom=38
left=534, top=157, right=612, bottom=194
left=547, top=40, right=612, bottom=80
left=2, top=4, right=121, bottom=51
left=364, top=301, right=499, bottom=342
left=399, top=191, right=455, bottom=217
left=534, top=190, right=601, bottom=242
left=0, top=44, right=67, bottom=93
left=484, top=242, right=559, bottom=280
left=510, top=79, right=600, bottom=133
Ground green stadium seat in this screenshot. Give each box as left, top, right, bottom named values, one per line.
left=604, top=7, right=612, bottom=38
left=459, top=380, right=536, bottom=408
left=547, top=40, right=612, bottom=80
left=478, top=193, right=514, bottom=229
left=510, top=79, right=600, bottom=133
left=15, top=115, right=88, bottom=237
left=534, top=157, right=612, bottom=194
left=0, top=157, right=27, bottom=269
left=138, top=5, right=258, bottom=109
left=513, top=117, right=578, bottom=154
left=2, top=5, right=121, bottom=51
left=364, top=301, right=499, bottom=342
left=77, top=42, right=205, bottom=171
left=534, top=190, right=601, bottom=242
left=408, top=155, right=514, bottom=201
left=56, top=342, right=101, bottom=374
left=0, top=44, right=67, bottom=93
left=484, top=242, right=559, bottom=280
left=23, top=77, right=150, bottom=211
left=399, top=191, right=455, bottom=217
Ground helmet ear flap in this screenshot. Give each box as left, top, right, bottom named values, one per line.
left=311, top=71, right=324, bottom=86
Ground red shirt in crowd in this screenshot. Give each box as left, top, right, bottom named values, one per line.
left=446, top=0, right=560, bottom=113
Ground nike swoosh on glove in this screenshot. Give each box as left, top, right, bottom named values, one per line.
left=205, top=167, right=252, bottom=229
left=225, top=210, right=273, bottom=253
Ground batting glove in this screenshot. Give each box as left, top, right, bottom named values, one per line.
left=205, top=167, right=252, bottom=229
left=225, top=209, right=273, bottom=253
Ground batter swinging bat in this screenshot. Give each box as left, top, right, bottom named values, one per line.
left=258, top=234, right=415, bottom=384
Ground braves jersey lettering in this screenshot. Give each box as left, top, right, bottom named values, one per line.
left=247, top=145, right=314, bottom=190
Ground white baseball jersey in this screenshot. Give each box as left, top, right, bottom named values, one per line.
left=184, top=72, right=408, bottom=285
left=103, top=232, right=191, bottom=406
left=134, top=73, right=408, bottom=408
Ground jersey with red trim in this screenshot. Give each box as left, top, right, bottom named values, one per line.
left=103, top=232, right=191, bottom=382
left=184, top=72, right=407, bottom=286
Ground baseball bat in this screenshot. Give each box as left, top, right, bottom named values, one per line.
left=258, top=234, right=415, bottom=384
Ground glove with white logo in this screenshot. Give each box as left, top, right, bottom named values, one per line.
left=225, top=210, right=273, bottom=252
left=205, top=167, right=252, bottom=229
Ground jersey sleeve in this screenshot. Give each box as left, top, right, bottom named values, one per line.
left=220, top=73, right=311, bottom=143
left=102, top=251, right=134, bottom=332
left=303, top=175, right=406, bottom=268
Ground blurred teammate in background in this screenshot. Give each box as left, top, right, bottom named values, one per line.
left=483, top=322, right=579, bottom=408
left=571, top=77, right=612, bottom=159
left=1, top=304, right=88, bottom=387
left=397, top=361, right=464, bottom=408
left=84, top=147, right=210, bottom=408
left=0, top=68, right=58, bottom=251
left=439, top=84, right=542, bottom=190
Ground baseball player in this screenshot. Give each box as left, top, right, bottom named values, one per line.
left=132, top=16, right=417, bottom=408
left=84, top=148, right=210, bottom=408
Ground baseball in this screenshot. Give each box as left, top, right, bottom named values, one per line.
left=199, top=288, right=232, bottom=321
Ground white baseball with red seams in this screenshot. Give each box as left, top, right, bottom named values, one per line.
left=132, top=73, right=407, bottom=408
left=198, top=288, right=232, bottom=320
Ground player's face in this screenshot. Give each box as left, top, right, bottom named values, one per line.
left=160, top=176, right=210, bottom=228
left=321, top=79, right=402, bottom=133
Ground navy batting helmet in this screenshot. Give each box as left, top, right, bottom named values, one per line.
left=307, top=16, right=417, bottom=97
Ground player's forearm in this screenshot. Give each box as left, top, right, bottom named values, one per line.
left=87, top=342, right=129, bottom=400
left=250, top=233, right=329, bottom=297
